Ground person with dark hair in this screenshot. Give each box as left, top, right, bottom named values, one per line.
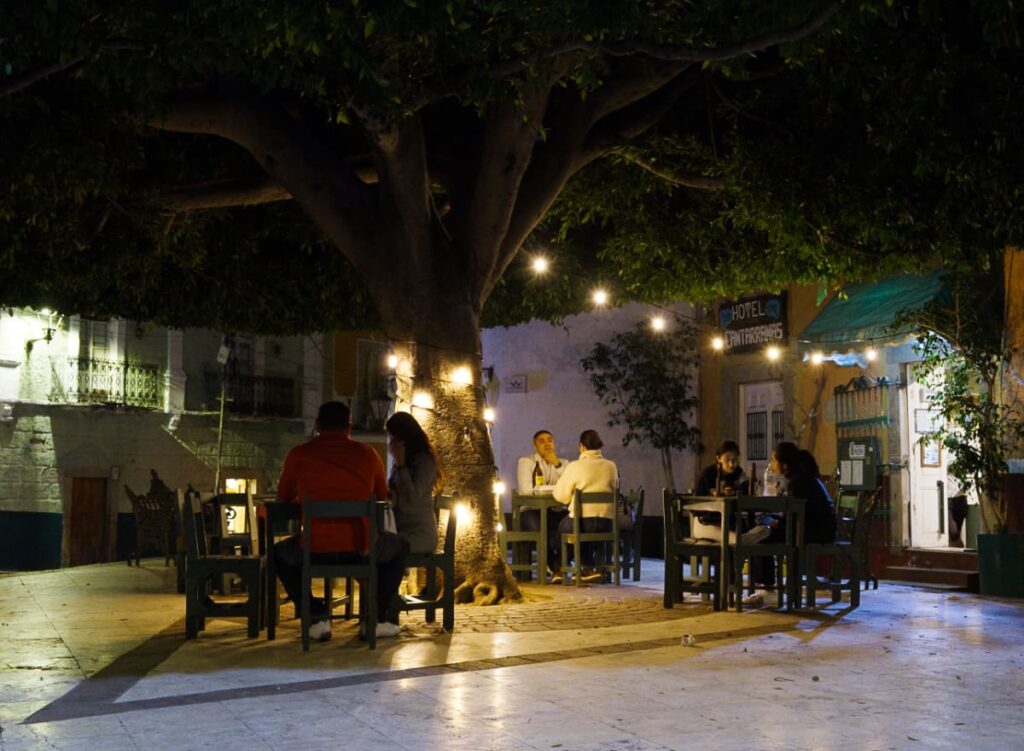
left=516, top=429, right=569, bottom=582
left=552, top=429, right=620, bottom=582
left=385, top=411, right=442, bottom=555
left=275, top=401, right=408, bottom=643
left=692, top=440, right=770, bottom=545
left=772, top=442, right=836, bottom=544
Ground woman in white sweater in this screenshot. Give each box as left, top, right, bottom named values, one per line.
left=553, top=429, right=619, bottom=580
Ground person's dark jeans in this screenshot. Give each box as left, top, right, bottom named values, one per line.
left=750, top=524, right=786, bottom=586
left=558, top=515, right=613, bottom=567
left=274, top=532, right=409, bottom=622
left=520, top=507, right=569, bottom=569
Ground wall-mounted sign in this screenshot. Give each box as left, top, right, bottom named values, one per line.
left=717, top=293, right=788, bottom=354
left=505, top=374, right=528, bottom=393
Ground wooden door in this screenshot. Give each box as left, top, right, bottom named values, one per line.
left=69, top=477, right=109, bottom=565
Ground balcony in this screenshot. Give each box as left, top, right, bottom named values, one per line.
left=203, top=371, right=297, bottom=418
left=54, top=358, right=163, bottom=409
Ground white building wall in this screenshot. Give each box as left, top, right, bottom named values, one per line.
left=482, top=302, right=699, bottom=516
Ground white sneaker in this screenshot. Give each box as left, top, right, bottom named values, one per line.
left=308, top=619, right=332, bottom=642
left=741, top=525, right=771, bottom=545
left=741, top=592, right=764, bottom=607
left=375, top=621, right=401, bottom=638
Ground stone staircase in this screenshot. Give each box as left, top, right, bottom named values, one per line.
left=885, top=548, right=979, bottom=592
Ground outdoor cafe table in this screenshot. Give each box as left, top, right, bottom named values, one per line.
left=681, top=495, right=806, bottom=611
left=508, top=493, right=565, bottom=583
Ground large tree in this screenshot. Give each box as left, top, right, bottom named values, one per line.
left=1, top=1, right=845, bottom=602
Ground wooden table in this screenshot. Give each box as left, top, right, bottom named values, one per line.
left=507, top=494, right=566, bottom=583
left=681, top=495, right=806, bottom=611
left=257, top=499, right=301, bottom=640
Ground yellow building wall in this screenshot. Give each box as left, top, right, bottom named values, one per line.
left=699, top=283, right=891, bottom=483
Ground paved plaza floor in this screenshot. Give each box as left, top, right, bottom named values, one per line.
left=1, top=560, right=1022, bottom=751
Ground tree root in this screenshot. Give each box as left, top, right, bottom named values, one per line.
left=453, top=573, right=523, bottom=605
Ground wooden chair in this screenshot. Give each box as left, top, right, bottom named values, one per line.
left=727, top=496, right=805, bottom=612
left=504, top=493, right=551, bottom=583
left=301, top=498, right=380, bottom=650
left=125, top=484, right=177, bottom=567
left=663, top=490, right=726, bottom=610
left=179, top=489, right=264, bottom=638
left=804, top=488, right=880, bottom=608
left=393, top=493, right=458, bottom=632
left=618, top=488, right=645, bottom=582
left=560, top=490, right=621, bottom=586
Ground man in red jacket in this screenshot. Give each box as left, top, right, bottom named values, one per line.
left=275, top=401, right=408, bottom=642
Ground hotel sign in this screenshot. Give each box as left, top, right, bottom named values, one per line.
left=717, top=293, right=788, bottom=353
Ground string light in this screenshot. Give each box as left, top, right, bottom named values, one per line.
left=411, top=391, right=434, bottom=410
left=711, top=336, right=724, bottom=351
left=386, top=353, right=398, bottom=370
left=455, top=503, right=473, bottom=524
left=451, top=366, right=473, bottom=385
left=865, top=348, right=878, bottom=362
left=531, top=256, right=550, bottom=274
left=650, top=315, right=666, bottom=332
left=766, top=345, right=781, bottom=362
left=592, top=288, right=609, bottom=306
left=492, top=479, right=506, bottom=496
left=495, top=521, right=504, bottom=533
left=810, top=352, right=824, bottom=365
left=483, top=407, right=495, bottom=423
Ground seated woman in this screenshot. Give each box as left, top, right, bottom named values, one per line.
left=552, top=429, right=623, bottom=583
left=385, top=411, right=442, bottom=556
left=692, top=440, right=769, bottom=545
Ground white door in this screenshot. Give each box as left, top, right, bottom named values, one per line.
left=905, top=370, right=950, bottom=548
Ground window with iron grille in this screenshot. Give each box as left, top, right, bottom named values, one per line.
left=772, top=409, right=785, bottom=449
left=746, top=411, right=768, bottom=460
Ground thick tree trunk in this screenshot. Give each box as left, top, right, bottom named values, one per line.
left=381, top=283, right=521, bottom=604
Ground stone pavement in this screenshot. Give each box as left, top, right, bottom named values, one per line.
left=1, top=560, right=1023, bottom=751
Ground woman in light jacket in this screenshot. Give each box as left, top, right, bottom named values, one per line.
left=385, top=412, right=442, bottom=554
left=553, top=429, right=619, bottom=580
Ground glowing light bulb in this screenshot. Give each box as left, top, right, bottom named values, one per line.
left=711, top=336, right=724, bottom=351
left=411, top=391, right=434, bottom=410
left=865, top=348, right=878, bottom=362
left=592, top=288, right=609, bottom=306
left=39, top=308, right=52, bottom=317
left=650, top=316, right=666, bottom=332
left=766, top=345, right=781, bottom=362
left=386, top=354, right=398, bottom=370
left=495, top=522, right=504, bottom=533
left=455, top=503, right=473, bottom=524
left=452, top=366, right=473, bottom=385
left=492, top=479, right=506, bottom=496
left=811, top=352, right=824, bottom=365
left=531, top=256, right=550, bottom=274
left=483, top=407, right=495, bottom=423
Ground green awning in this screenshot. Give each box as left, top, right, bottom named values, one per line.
left=797, top=270, right=951, bottom=351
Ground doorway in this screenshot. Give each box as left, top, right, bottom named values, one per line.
left=903, top=368, right=953, bottom=548
left=739, top=381, right=784, bottom=483
left=68, top=477, right=109, bottom=565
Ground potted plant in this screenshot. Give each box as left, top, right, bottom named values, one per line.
left=909, top=266, right=1024, bottom=596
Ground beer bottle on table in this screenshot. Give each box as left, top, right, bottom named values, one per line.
left=533, top=461, right=544, bottom=488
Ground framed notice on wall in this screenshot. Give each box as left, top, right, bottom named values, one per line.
left=921, top=440, right=941, bottom=467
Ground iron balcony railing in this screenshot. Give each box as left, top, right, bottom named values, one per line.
left=203, top=371, right=297, bottom=418
left=54, top=357, right=163, bottom=409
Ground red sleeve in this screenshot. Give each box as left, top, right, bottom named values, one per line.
left=277, top=447, right=299, bottom=502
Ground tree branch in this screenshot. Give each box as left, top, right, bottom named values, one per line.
left=0, top=41, right=145, bottom=99
left=161, top=176, right=292, bottom=211
left=614, top=150, right=724, bottom=189
left=147, top=97, right=374, bottom=259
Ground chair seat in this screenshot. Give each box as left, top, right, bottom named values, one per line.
left=393, top=494, right=457, bottom=632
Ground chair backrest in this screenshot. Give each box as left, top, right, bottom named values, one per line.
left=851, top=488, right=881, bottom=548
left=301, top=496, right=379, bottom=553
left=662, top=489, right=684, bottom=539
left=621, top=488, right=645, bottom=521
left=215, top=491, right=258, bottom=551
left=433, top=493, right=458, bottom=554
left=180, top=489, right=209, bottom=562
left=572, top=489, right=617, bottom=517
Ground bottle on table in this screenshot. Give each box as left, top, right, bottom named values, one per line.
left=533, top=461, right=544, bottom=488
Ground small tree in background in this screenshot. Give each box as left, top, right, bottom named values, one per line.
left=581, top=320, right=702, bottom=491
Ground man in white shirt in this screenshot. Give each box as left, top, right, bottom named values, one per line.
left=515, top=430, right=568, bottom=582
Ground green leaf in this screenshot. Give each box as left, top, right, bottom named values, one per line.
left=364, top=17, right=375, bottom=38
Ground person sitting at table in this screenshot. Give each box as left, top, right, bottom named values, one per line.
left=749, top=442, right=837, bottom=589
left=276, top=401, right=409, bottom=643
left=553, top=429, right=621, bottom=583
left=516, top=429, right=569, bottom=582
left=386, top=411, right=442, bottom=555
left=692, top=440, right=770, bottom=545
